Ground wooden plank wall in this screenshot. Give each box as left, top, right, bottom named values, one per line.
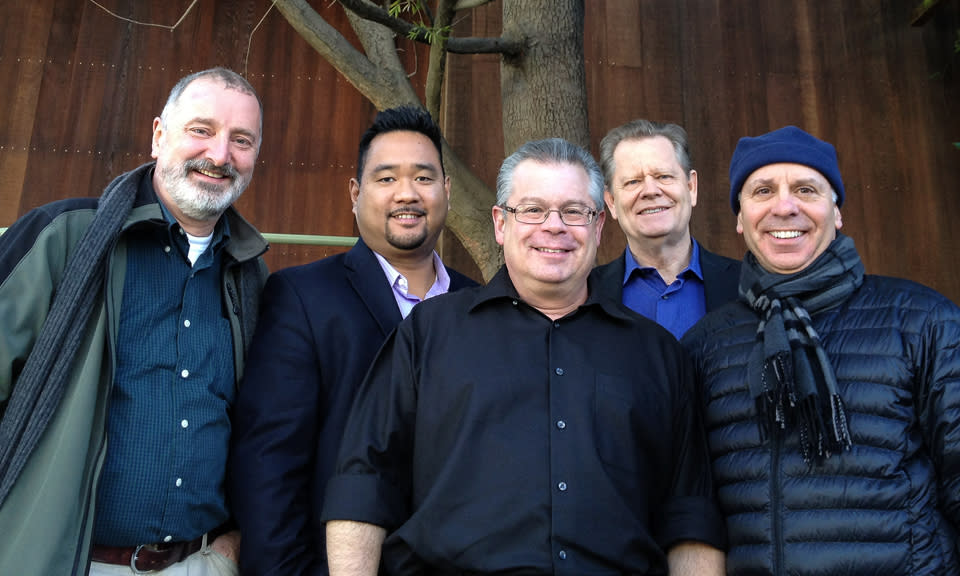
left=0, top=0, right=405, bottom=268
left=449, top=0, right=960, bottom=300
left=2, top=0, right=958, bottom=301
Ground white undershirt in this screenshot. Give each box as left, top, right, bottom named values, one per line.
left=185, top=232, right=214, bottom=266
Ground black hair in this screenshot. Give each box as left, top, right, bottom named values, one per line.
left=356, top=106, right=444, bottom=181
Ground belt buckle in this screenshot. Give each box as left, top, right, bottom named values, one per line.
left=130, top=544, right=156, bottom=575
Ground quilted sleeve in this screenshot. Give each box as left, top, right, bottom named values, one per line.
left=917, top=295, right=960, bottom=530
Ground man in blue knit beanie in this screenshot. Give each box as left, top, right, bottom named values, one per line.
left=682, top=125, right=960, bottom=575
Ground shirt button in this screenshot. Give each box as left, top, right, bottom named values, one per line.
left=512, top=300, right=518, bottom=306
left=183, top=319, right=191, bottom=328
left=163, top=535, right=173, bottom=543
left=556, top=420, right=566, bottom=429
left=554, top=321, right=560, bottom=328
left=555, top=367, right=564, bottom=376
left=558, top=550, right=567, bottom=560
left=181, top=419, right=189, bottom=428
left=163, top=245, right=171, bottom=253
left=662, top=295, right=669, bottom=300
left=176, top=478, right=183, bottom=487
left=181, top=369, right=189, bottom=378
left=558, top=481, right=567, bottom=491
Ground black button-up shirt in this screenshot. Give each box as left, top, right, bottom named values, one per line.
left=323, top=267, right=724, bottom=575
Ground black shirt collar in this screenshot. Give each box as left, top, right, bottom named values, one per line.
left=469, top=265, right=636, bottom=323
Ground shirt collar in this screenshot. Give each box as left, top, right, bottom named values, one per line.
left=470, top=265, right=636, bottom=323
left=373, top=251, right=450, bottom=296
left=622, top=238, right=704, bottom=284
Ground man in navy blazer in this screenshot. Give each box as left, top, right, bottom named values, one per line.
left=592, top=119, right=739, bottom=338
left=228, top=107, right=477, bottom=576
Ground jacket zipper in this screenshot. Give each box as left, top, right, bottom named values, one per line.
left=772, top=425, right=784, bottom=573
left=75, top=242, right=120, bottom=575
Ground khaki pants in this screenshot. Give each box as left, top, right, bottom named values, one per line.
left=89, top=547, right=237, bottom=576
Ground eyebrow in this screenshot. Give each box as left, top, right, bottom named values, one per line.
left=232, top=128, right=259, bottom=142
left=187, top=117, right=259, bottom=142
left=621, top=167, right=676, bottom=180
left=748, top=176, right=824, bottom=188
left=369, top=162, right=440, bottom=173
left=791, top=177, right=824, bottom=188
left=511, top=196, right=591, bottom=207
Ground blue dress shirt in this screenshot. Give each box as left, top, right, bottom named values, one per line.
left=94, top=198, right=234, bottom=546
left=621, top=240, right=707, bottom=339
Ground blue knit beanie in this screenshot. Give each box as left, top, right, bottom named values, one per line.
left=728, top=126, right=844, bottom=214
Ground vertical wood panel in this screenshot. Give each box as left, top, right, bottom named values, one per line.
left=0, top=0, right=958, bottom=300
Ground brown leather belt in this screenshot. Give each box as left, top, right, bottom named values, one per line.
left=91, top=525, right=228, bottom=574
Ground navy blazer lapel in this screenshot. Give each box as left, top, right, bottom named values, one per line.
left=699, top=246, right=742, bottom=312
left=591, top=253, right=627, bottom=303
left=344, top=238, right=404, bottom=337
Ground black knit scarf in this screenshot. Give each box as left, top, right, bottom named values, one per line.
left=739, top=233, right=864, bottom=465
left=0, top=163, right=148, bottom=507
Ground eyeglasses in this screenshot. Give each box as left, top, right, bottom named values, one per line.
left=501, top=204, right=598, bottom=226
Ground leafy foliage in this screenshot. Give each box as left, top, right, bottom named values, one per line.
left=387, top=1, right=451, bottom=44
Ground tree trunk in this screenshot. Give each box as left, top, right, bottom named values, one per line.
left=500, top=0, right=589, bottom=154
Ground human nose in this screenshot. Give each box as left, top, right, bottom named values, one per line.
left=541, top=209, right=567, bottom=230
left=394, top=178, right=420, bottom=202
left=771, top=188, right=799, bottom=215
left=205, top=134, right=231, bottom=166
left=639, top=175, right=661, bottom=197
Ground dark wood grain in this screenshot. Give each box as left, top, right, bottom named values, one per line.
left=1, top=0, right=958, bottom=299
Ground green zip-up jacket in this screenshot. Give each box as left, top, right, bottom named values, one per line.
left=0, top=163, right=268, bottom=575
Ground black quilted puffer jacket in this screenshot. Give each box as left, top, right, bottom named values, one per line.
left=683, top=275, right=960, bottom=575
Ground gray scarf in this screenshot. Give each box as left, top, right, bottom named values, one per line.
left=739, top=233, right=864, bottom=464
left=0, top=163, right=149, bottom=506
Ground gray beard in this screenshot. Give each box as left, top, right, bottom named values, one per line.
left=158, top=160, right=249, bottom=221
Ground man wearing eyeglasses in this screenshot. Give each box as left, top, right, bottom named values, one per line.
left=322, top=138, right=725, bottom=575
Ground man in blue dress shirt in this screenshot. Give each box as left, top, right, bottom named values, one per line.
left=592, top=119, right=739, bottom=338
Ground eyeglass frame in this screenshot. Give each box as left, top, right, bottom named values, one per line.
left=499, top=203, right=599, bottom=226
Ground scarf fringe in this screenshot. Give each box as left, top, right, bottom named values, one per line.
left=756, top=354, right=852, bottom=466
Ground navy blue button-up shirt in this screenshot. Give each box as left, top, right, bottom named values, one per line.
left=621, top=239, right=707, bottom=339
left=93, top=197, right=235, bottom=546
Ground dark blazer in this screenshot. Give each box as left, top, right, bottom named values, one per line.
left=229, top=238, right=477, bottom=576
left=591, top=242, right=741, bottom=315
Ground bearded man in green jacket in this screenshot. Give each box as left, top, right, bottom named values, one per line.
left=0, top=67, right=268, bottom=575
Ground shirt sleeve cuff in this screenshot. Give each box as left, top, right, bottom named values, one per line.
left=321, top=473, right=408, bottom=530
left=658, top=495, right=727, bottom=551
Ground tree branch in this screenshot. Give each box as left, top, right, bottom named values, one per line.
left=425, top=0, right=456, bottom=119
left=453, top=0, right=496, bottom=10
left=338, top=0, right=523, bottom=57
left=446, top=36, right=524, bottom=54
left=272, top=0, right=422, bottom=109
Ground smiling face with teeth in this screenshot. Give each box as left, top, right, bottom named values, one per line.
left=604, top=136, right=697, bottom=251
left=151, top=78, right=261, bottom=235
left=736, top=162, right=843, bottom=275
left=494, top=159, right=605, bottom=312
left=351, top=130, right=450, bottom=262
